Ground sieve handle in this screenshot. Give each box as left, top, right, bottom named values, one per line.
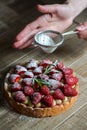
left=62, top=30, right=78, bottom=36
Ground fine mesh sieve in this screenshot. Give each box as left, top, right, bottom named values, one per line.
left=34, top=30, right=78, bottom=53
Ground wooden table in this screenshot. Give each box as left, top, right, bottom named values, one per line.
left=0, top=1, right=87, bottom=130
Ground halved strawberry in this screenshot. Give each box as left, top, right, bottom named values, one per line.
left=53, top=89, right=65, bottom=100
left=64, top=84, right=78, bottom=97
left=11, top=82, right=21, bottom=92
left=23, top=71, right=34, bottom=78
left=49, top=68, right=59, bottom=75
left=15, top=65, right=27, bottom=75
left=22, top=78, right=32, bottom=86
left=48, top=79, right=63, bottom=90
left=40, top=59, right=52, bottom=67
left=40, top=85, right=50, bottom=95
left=33, top=66, right=43, bottom=75
left=10, top=74, right=21, bottom=83
left=13, top=91, right=26, bottom=103
left=52, top=72, right=63, bottom=81
left=65, top=75, right=78, bottom=86
left=26, top=59, right=38, bottom=70
left=42, top=95, right=54, bottom=107
left=38, top=74, right=49, bottom=80
left=23, top=86, right=34, bottom=96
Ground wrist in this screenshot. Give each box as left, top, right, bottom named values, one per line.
left=68, top=0, right=87, bottom=19
left=67, top=2, right=78, bottom=20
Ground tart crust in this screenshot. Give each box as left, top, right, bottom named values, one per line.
left=4, top=61, right=79, bottom=118
left=4, top=79, right=78, bottom=118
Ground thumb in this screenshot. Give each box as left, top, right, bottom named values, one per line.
left=37, top=4, right=57, bottom=14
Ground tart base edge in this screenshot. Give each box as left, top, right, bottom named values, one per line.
left=4, top=82, right=79, bottom=118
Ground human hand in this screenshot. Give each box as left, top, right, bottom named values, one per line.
left=13, top=4, right=75, bottom=49
left=76, top=22, right=87, bottom=40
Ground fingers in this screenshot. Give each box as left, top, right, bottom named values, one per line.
left=13, top=29, right=38, bottom=49
left=76, top=22, right=87, bottom=31
left=76, top=22, right=87, bottom=40
left=15, top=14, right=50, bottom=42
left=13, top=13, right=52, bottom=49
left=16, top=21, right=40, bottom=41
left=18, top=38, right=34, bottom=49
left=37, top=4, right=58, bottom=13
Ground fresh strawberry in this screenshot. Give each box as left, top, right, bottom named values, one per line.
left=40, top=85, right=50, bottom=95
left=23, top=86, right=34, bottom=96
left=10, top=74, right=20, bottom=83
left=49, top=68, right=59, bottom=75
left=15, top=65, right=27, bottom=75
left=62, top=67, right=73, bottom=75
left=33, top=66, right=43, bottom=75
left=64, top=84, right=78, bottom=97
left=34, top=82, right=40, bottom=89
left=57, top=61, right=64, bottom=70
left=52, top=72, right=63, bottom=81
left=24, top=71, right=34, bottom=78
left=53, top=89, right=65, bottom=100
left=49, top=79, right=63, bottom=90
left=22, top=78, right=32, bottom=86
left=40, top=59, right=52, bottom=67
left=31, top=92, right=42, bottom=105
left=11, top=82, right=21, bottom=92
left=42, top=95, right=53, bottom=107
left=65, top=75, right=78, bottom=86
left=38, top=74, right=49, bottom=80
left=26, top=59, right=38, bottom=70
left=13, top=91, right=26, bottom=103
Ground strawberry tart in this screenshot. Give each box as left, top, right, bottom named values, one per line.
left=4, top=59, right=79, bottom=117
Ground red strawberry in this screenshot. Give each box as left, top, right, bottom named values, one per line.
left=24, top=71, right=34, bottom=78
left=13, top=91, right=26, bottom=103
left=26, top=59, right=38, bottom=70
left=42, top=95, right=53, bottom=107
left=22, top=78, right=32, bottom=86
left=49, top=68, right=59, bottom=75
left=65, top=75, right=78, bottom=86
left=53, top=89, right=65, bottom=100
left=15, top=65, right=27, bottom=75
left=57, top=62, right=64, bottom=70
left=63, top=68, right=73, bottom=75
left=10, top=74, right=20, bottom=83
left=23, top=86, right=34, bottom=96
left=52, top=72, right=63, bottom=81
left=34, top=82, right=40, bottom=89
left=40, top=59, right=52, bottom=67
left=12, top=82, right=21, bottom=92
left=49, top=79, right=63, bottom=90
left=40, top=85, right=50, bottom=95
left=38, top=74, right=49, bottom=80
left=33, top=66, right=43, bottom=74
left=31, top=92, right=42, bottom=105
left=64, top=84, right=78, bottom=97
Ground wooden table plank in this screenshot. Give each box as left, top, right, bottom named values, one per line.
left=0, top=1, right=87, bottom=130
left=0, top=78, right=87, bottom=130
left=54, top=103, right=87, bottom=130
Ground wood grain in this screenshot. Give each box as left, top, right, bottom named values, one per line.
left=0, top=0, right=87, bottom=130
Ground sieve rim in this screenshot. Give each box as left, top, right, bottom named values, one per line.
left=34, top=30, right=64, bottom=47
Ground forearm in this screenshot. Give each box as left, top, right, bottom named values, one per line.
left=68, top=0, right=87, bottom=19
